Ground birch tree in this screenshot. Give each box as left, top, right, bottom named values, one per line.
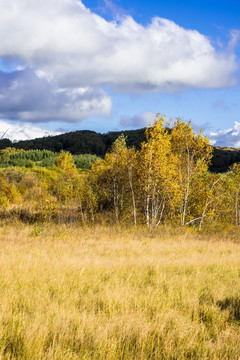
left=170, top=119, right=212, bottom=226
left=138, top=115, right=179, bottom=227
left=91, top=135, right=137, bottom=224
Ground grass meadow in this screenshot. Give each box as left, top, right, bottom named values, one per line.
left=0, top=224, right=239, bottom=359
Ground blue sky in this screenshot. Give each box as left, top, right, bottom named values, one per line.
left=0, top=0, right=240, bottom=145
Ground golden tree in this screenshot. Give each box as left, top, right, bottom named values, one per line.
left=138, top=115, right=179, bottom=227
left=91, top=135, right=138, bottom=224
left=170, top=119, right=212, bottom=226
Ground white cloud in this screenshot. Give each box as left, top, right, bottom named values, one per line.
left=0, top=0, right=238, bottom=123
left=0, top=68, right=111, bottom=122
left=0, top=120, right=60, bottom=141
left=0, top=0, right=237, bottom=91
left=100, top=0, right=127, bottom=19
left=210, top=122, right=240, bottom=147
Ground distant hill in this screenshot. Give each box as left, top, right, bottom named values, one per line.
left=0, top=128, right=239, bottom=172
left=0, top=129, right=146, bottom=157
left=210, top=146, right=240, bottom=172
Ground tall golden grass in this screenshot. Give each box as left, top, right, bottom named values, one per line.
left=0, top=224, right=239, bottom=359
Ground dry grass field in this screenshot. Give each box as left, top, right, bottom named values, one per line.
left=0, top=224, right=239, bottom=359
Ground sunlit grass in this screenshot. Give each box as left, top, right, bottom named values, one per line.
left=0, top=224, right=239, bottom=359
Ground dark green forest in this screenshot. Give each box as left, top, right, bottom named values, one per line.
left=0, top=129, right=146, bottom=156
left=0, top=127, right=239, bottom=171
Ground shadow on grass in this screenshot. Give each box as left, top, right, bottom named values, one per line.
left=217, top=296, right=240, bottom=323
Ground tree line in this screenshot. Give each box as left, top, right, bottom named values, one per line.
left=1, top=126, right=239, bottom=172
left=1, top=116, right=240, bottom=229
left=0, top=129, right=146, bottom=156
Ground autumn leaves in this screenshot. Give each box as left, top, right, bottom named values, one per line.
left=1, top=116, right=240, bottom=229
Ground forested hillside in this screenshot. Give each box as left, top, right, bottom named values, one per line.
left=0, top=127, right=238, bottom=171
left=0, top=128, right=146, bottom=156
left=1, top=116, right=240, bottom=229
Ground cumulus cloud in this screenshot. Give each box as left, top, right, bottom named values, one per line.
left=0, top=0, right=237, bottom=90
left=0, top=69, right=111, bottom=122
left=0, top=120, right=60, bottom=141
left=210, top=122, right=240, bottom=147
left=0, top=0, right=238, bottom=122
left=100, top=0, right=127, bottom=19
left=120, top=111, right=156, bottom=128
